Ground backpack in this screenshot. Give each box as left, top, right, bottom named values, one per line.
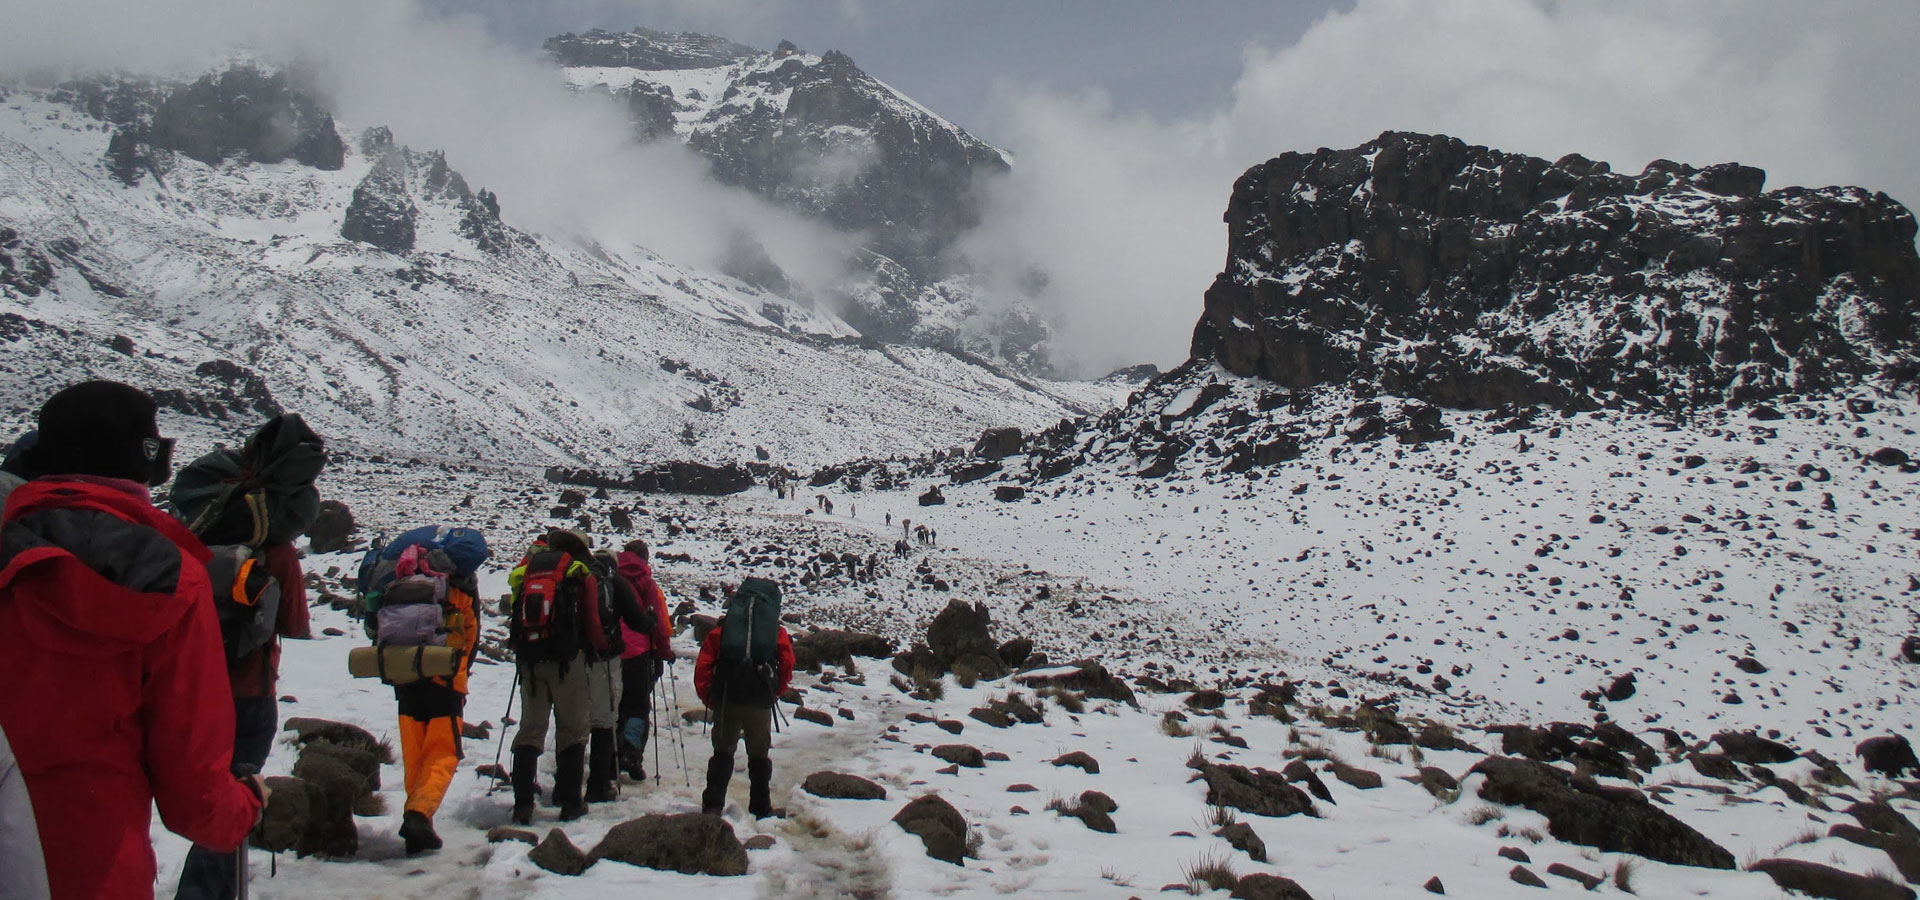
left=358, top=525, right=490, bottom=612
left=170, top=415, right=326, bottom=547
left=204, top=544, right=282, bottom=665
left=720, top=577, right=781, bottom=670
left=373, top=545, right=451, bottom=647
left=510, top=549, right=606, bottom=664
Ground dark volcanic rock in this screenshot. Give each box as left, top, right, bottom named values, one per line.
left=307, top=500, right=355, bottom=553
left=1860, top=735, right=1920, bottom=777
left=791, top=629, right=894, bottom=671
left=1749, top=859, right=1916, bottom=900
left=1014, top=660, right=1136, bottom=705
left=801, top=771, right=888, bottom=800
left=149, top=66, right=344, bottom=170
left=1200, top=763, right=1319, bottom=818
left=893, top=794, right=969, bottom=865
left=1230, top=873, right=1317, bottom=900
left=1470, top=756, right=1735, bottom=868
left=588, top=813, right=748, bottom=875
left=1713, top=730, right=1798, bottom=764
left=926, top=599, right=1007, bottom=681
left=546, top=461, right=753, bottom=496
left=341, top=151, right=417, bottom=254
left=1190, top=131, right=1920, bottom=409
left=529, top=828, right=591, bottom=876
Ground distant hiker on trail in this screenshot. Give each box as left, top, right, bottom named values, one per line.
left=0, top=381, right=265, bottom=900
left=613, top=540, right=675, bottom=783
left=695, top=577, right=795, bottom=818
left=354, top=525, right=491, bottom=854
left=0, top=723, right=49, bottom=900
left=167, top=413, right=326, bottom=899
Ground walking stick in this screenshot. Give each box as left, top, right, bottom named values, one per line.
left=649, top=661, right=663, bottom=786
left=486, top=666, right=521, bottom=795
left=669, top=663, right=692, bottom=787
left=233, top=763, right=259, bottom=900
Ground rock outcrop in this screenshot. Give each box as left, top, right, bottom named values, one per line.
left=1191, top=131, right=1920, bottom=410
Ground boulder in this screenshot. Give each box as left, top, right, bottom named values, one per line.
left=282, top=718, right=384, bottom=758
left=529, top=828, right=591, bottom=876
left=1051, top=751, right=1100, bottom=774
left=306, top=500, right=354, bottom=553
left=997, top=637, right=1034, bottom=669
left=1015, top=660, right=1137, bottom=705
left=1329, top=762, right=1383, bottom=790
left=1186, top=689, right=1228, bottom=710
left=486, top=826, right=538, bottom=845
left=588, top=813, right=748, bottom=876
left=1850, top=801, right=1920, bottom=843
left=918, top=486, right=946, bottom=506
left=973, top=427, right=1023, bottom=460
left=1713, top=730, right=1798, bottom=764
left=253, top=775, right=311, bottom=853
left=1230, top=873, right=1317, bottom=899
left=932, top=744, right=985, bottom=768
left=893, top=795, right=969, bottom=865
left=1749, top=859, right=1916, bottom=900
left=1508, top=865, right=1547, bottom=888
left=1860, top=735, right=1920, bottom=778
left=926, top=600, right=1008, bottom=680
left=1689, top=752, right=1746, bottom=781
left=1469, top=756, right=1735, bottom=868
left=1545, top=863, right=1604, bottom=889
left=1281, top=759, right=1334, bottom=804
left=791, top=629, right=895, bottom=671
left=1200, top=763, right=1318, bottom=818
left=801, top=771, right=888, bottom=800
left=1218, top=821, right=1268, bottom=862
left=992, top=485, right=1026, bottom=502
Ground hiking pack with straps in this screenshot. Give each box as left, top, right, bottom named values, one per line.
left=365, top=545, right=458, bottom=684
left=168, top=415, right=325, bottom=665
left=510, top=548, right=606, bottom=664
left=719, top=576, right=781, bottom=675
left=357, top=524, right=490, bottom=612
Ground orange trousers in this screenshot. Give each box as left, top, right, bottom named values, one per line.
left=396, top=682, right=465, bottom=817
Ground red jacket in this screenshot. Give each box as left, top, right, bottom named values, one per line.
left=615, top=551, right=674, bottom=662
left=228, top=541, right=311, bottom=698
left=0, top=478, right=262, bottom=900
left=694, top=626, right=794, bottom=708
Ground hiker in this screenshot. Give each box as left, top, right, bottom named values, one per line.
left=356, top=526, right=490, bottom=854
left=0, top=723, right=49, bottom=900
left=168, top=415, right=322, bottom=900
left=613, top=539, right=675, bottom=783
left=694, top=577, right=794, bottom=818
left=584, top=542, right=659, bottom=804
left=0, top=381, right=265, bottom=900
left=506, top=530, right=650, bottom=821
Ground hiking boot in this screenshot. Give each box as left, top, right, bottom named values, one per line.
left=510, top=747, right=540, bottom=825
left=585, top=728, right=618, bottom=803
left=701, top=753, right=734, bottom=816
left=618, top=744, right=647, bottom=782
left=554, top=742, right=588, bottom=821
left=399, top=810, right=442, bottom=855
left=747, top=756, right=783, bottom=819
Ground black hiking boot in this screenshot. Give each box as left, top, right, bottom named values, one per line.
left=510, top=747, right=540, bottom=825
left=618, top=744, right=647, bottom=782
left=701, top=753, right=734, bottom=816
left=585, top=728, right=618, bottom=803
left=554, top=742, right=588, bottom=821
left=399, top=810, right=443, bottom=855
left=747, top=757, right=783, bottom=819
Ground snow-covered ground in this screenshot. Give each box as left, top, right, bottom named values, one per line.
left=130, top=374, right=1920, bottom=899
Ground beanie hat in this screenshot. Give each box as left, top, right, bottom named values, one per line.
left=24, top=381, right=170, bottom=484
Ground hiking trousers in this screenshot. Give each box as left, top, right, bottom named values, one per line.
left=618, top=657, right=661, bottom=750
left=710, top=702, right=773, bottom=763
left=395, top=681, right=465, bottom=817
left=514, top=656, right=590, bottom=753
left=585, top=658, right=621, bottom=730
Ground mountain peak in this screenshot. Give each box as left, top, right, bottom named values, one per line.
left=543, top=27, right=761, bottom=71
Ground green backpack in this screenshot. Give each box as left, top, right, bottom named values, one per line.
left=170, top=414, right=326, bottom=547
left=719, top=577, right=781, bottom=669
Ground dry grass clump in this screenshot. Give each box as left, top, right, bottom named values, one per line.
left=1181, top=852, right=1238, bottom=894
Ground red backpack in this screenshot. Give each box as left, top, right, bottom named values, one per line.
left=510, top=548, right=607, bottom=663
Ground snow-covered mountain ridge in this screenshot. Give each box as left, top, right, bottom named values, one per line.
left=0, top=74, right=1115, bottom=467
left=547, top=28, right=1055, bottom=374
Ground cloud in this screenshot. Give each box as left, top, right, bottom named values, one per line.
left=965, top=0, right=1920, bottom=376
left=0, top=0, right=855, bottom=292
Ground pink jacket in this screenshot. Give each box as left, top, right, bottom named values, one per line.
left=615, top=551, right=675, bottom=661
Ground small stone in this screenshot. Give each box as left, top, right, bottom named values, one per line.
left=743, top=835, right=776, bottom=850
left=931, top=744, right=985, bottom=768
left=794, top=707, right=834, bottom=727
left=1497, top=845, right=1531, bottom=863
left=486, top=826, right=537, bottom=845
left=1051, top=750, right=1101, bottom=774
left=528, top=828, right=589, bottom=876
left=1423, top=876, right=1444, bottom=894
left=1545, top=862, right=1604, bottom=889
left=1007, top=783, right=1038, bottom=793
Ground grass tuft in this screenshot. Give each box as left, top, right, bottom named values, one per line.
left=1465, top=804, right=1505, bottom=826
left=1181, top=851, right=1238, bottom=894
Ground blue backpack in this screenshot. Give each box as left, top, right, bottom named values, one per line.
left=358, top=525, right=490, bottom=612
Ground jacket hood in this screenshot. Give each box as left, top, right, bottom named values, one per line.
left=0, top=479, right=212, bottom=651
left=616, top=550, right=654, bottom=583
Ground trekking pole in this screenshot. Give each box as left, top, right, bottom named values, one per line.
left=669, top=663, right=692, bottom=787
left=233, top=763, right=259, bottom=900
left=649, top=663, right=663, bottom=786
left=487, top=666, right=521, bottom=795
